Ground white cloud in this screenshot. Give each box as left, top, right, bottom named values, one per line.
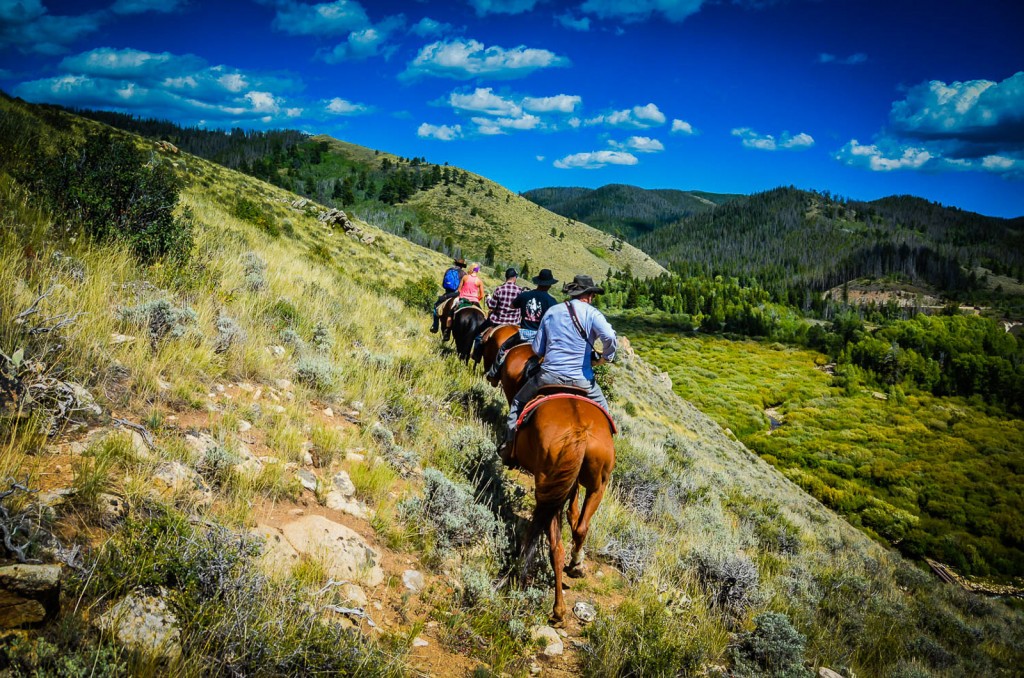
left=568, top=116, right=581, bottom=128
left=449, top=87, right=522, bottom=116
left=402, top=38, right=569, bottom=80
left=554, top=150, right=639, bottom=169
left=245, top=91, right=280, bottom=113
left=580, top=0, right=707, bottom=23
left=522, top=93, right=580, bottom=113
left=410, top=17, right=454, bottom=37
left=324, top=97, right=369, bottom=115
left=609, top=135, right=664, bottom=153
left=417, top=122, right=463, bottom=141
left=111, top=0, right=186, bottom=15
left=467, top=0, right=539, bottom=16
left=60, top=47, right=204, bottom=80
left=320, top=14, right=406, bottom=62
left=472, top=113, right=541, bottom=134
left=671, top=118, right=694, bottom=134
left=586, top=102, right=666, bottom=128
left=557, top=12, right=590, bottom=31
left=818, top=52, right=867, bottom=65
left=270, top=0, right=369, bottom=37
left=0, top=0, right=103, bottom=55
left=536, top=155, right=545, bottom=161
left=732, top=127, right=815, bottom=151
left=835, top=139, right=1023, bottom=177
left=834, top=139, right=933, bottom=171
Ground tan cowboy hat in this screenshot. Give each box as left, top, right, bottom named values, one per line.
left=562, top=274, right=605, bottom=297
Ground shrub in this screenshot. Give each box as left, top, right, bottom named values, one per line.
left=34, top=130, right=192, bottom=263
left=404, top=469, right=502, bottom=554
left=730, top=611, right=810, bottom=677
left=241, top=251, right=268, bottom=292
left=233, top=196, right=279, bottom=236
left=294, top=355, right=336, bottom=391
left=393, top=275, right=437, bottom=312
left=214, top=312, right=245, bottom=354
left=116, top=299, right=198, bottom=344
left=311, top=321, right=334, bottom=354
left=596, top=524, right=658, bottom=582
left=691, top=548, right=760, bottom=612
left=197, top=444, right=240, bottom=488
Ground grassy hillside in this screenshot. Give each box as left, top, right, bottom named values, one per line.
left=524, top=184, right=741, bottom=240
left=1, top=95, right=1022, bottom=677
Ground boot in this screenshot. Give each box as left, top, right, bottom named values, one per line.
left=430, top=309, right=439, bottom=333
left=498, top=438, right=518, bottom=470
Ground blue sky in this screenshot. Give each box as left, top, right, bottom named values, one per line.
left=2, top=0, right=1023, bottom=217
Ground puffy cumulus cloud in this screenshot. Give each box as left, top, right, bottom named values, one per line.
left=835, top=73, right=1024, bottom=179
left=324, top=97, right=369, bottom=115
left=585, top=102, right=666, bottom=128
left=732, top=127, right=815, bottom=151
left=554, top=150, right=639, bottom=169
left=472, top=113, right=541, bottom=135
left=557, top=12, right=590, bottom=31
left=319, top=14, right=406, bottom=62
left=671, top=118, right=694, bottom=134
left=410, top=17, right=454, bottom=37
left=0, top=0, right=103, bottom=55
left=417, top=122, right=463, bottom=141
left=467, top=0, right=539, bottom=16
left=609, top=135, right=664, bottom=153
left=522, top=93, right=580, bottom=113
left=270, top=0, right=369, bottom=37
left=402, top=38, right=569, bottom=80
left=818, top=52, right=867, bottom=65
left=580, top=0, right=706, bottom=23
left=12, top=47, right=338, bottom=128
left=449, top=87, right=522, bottom=116
left=111, top=0, right=186, bottom=15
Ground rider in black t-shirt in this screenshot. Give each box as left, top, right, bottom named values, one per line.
left=485, top=269, right=558, bottom=379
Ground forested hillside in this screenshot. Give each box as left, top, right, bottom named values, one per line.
left=636, top=187, right=1024, bottom=307
left=524, top=184, right=739, bottom=239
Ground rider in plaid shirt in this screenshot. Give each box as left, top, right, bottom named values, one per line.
left=487, top=268, right=524, bottom=325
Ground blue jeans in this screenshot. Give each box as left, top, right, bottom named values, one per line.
left=506, top=369, right=608, bottom=439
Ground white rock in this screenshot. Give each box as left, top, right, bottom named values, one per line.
left=239, top=383, right=254, bottom=393
left=110, top=333, right=136, bottom=345
left=278, top=515, right=384, bottom=586
left=323, top=407, right=334, bottom=417
left=412, top=636, right=429, bottom=648
left=184, top=432, right=216, bottom=456
left=215, top=384, right=225, bottom=393
left=402, top=569, right=425, bottom=592
left=96, top=492, right=127, bottom=526
left=324, top=491, right=368, bottom=520
left=530, top=625, right=564, bottom=657
left=332, top=470, right=356, bottom=498
left=272, top=405, right=286, bottom=414
left=275, top=379, right=292, bottom=390
left=296, top=469, right=317, bottom=492
left=339, top=583, right=368, bottom=607
left=345, top=452, right=365, bottom=463
left=252, top=524, right=300, bottom=574
left=573, top=601, right=597, bottom=623
left=269, top=345, right=286, bottom=357
left=819, top=669, right=844, bottom=678
left=237, top=420, right=252, bottom=433
left=96, top=592, right=181, bottom=660
left=157, top=378, right=172, bottom=391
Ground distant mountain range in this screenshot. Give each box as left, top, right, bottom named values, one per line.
left=523, top=184, right=740, bottom=239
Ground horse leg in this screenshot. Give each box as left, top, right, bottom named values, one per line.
left=547, top=507, right=567, bottom=627
left=565, top=484, right=606, bottom=579
left=565, top=483, right=581, bottom=538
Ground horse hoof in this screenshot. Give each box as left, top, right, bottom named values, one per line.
left=549, top=615, right=565, bottom=628
left=564, top=564, right=586, bottom=579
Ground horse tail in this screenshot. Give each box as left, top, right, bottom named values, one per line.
left=521, top=423, right=590, bottom=567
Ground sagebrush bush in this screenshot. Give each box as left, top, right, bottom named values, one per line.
left=117, top=299, right=198, bottom=344
left=241, top=251, right=268, bottom=292
left=730, top=611, right=810, bottom=677
left=311, top=321, right=334, bottom=354
left=214, top=312, right=245, bottom=354
left=691, top=548, right=760, bottom=612
left=404, top=468, right=503, bottom=554
left=294, top=355, right=337, bottom=391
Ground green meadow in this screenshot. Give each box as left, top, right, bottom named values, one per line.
left=625, top=326, right=1024, bottom=581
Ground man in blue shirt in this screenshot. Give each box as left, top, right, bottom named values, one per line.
left=499, top=274, right=617, bottom=467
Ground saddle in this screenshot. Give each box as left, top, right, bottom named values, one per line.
left=515, top=390, right=618, bottom=435
left=480, top=323, right=517, bottom=344
left=454, top=303, right=484, bottom=318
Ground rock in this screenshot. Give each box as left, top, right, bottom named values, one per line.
left=324, top=491, right=368, bottom=519
left=318, top=208, right=351, bottom=230
left=530, top=663, right=542, bottom=675
left=323, top=407, right=334, bottom=418
left=126, top=429, right=153, bottom=461
left=530, top=625, right=564, bottom=657
left=239, top=383, right=254, bottom=393
left=345, top=452, right=365, bottom=463
left=269, top=345, right=286, bottom=357
left=184, top=431, right=217, bottom=457
left=253, top=524, right=300, bottom=573
left=302, top=451, right=315, bottom=467
left=402, top=569, right=425, bottom=592
left=110, top=333, right=136, bottom=345
left=332, top=470, right=356, bottom=499
left=339, top=583, right=368, bottom=607
left=157, top=378, right=172, bottom=391
left=36, top=488, right=74, bottom=512
left=237, top=420, right=252, bottom=433
left=361, top=234, right=376, bottom=245
left=279, top=515, right=384, bottom=586
left=0, top=564, right=61, bottom=628
left=96, top=592, right=181, bottom=659
left=215, top=384, right=226, bottom=393
left=573, top=601, right=597, bottom=623
left=150, top=462, right=212, bottom=506
left=819, top=669, right=844, bottom=678
left=274, top=378, right=292, bottom=391
left=96, top=492, right=127, bottom=526
left=412, top=636, right=429, bottom=647
left=296, top=469, right=318, bottom=492
left=272, top=405, right=287, bottom=414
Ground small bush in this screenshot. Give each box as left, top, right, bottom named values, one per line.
left=233, top=197, right=279, bottom=236
left=730, top=611, right=810, bottom=677
left=691, top=548, right=760, bottom=613
left=117, top=299, right=197, bottom=344
left=311, top=321, right=334, bottom=354
left=404, top=469, right=503, bottom=554
left=393, top=275, right=437, bottom=312
left=294, top=356, right=337, bottom=391
left=197, top=444, right=240, bottom=488
left=214, top=312, right=245, bottom=354
left=241, top=251, right=268, bottom=292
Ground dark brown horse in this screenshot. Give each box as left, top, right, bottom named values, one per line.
left=515, top=394, right=615, bottom=626
left=499, top=346, right=616, bottom=626
left=451, top=305, right=486, bottom=363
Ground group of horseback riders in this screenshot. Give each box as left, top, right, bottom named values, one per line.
left=430, top=256, right=617, bottom=467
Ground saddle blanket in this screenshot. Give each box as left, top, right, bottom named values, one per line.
left=515, top=393, right=617, bottom=435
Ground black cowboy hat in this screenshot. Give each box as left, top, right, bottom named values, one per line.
left=505, top=267, right=519, bottom=279
left=563, top=274, right=605, bottom=297
left=453, top=257, right=467, bottom=268
left=532, top=269, right=558, bottom=286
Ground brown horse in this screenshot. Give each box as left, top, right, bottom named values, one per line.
left=478, top=324, right=520, bottom=378
left=498, top=343, right=535, bottom=402
left=515, top=394, right=615, bottom=626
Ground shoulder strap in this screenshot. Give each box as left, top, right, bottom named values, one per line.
left=565, top=301, right=602, bottom=360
